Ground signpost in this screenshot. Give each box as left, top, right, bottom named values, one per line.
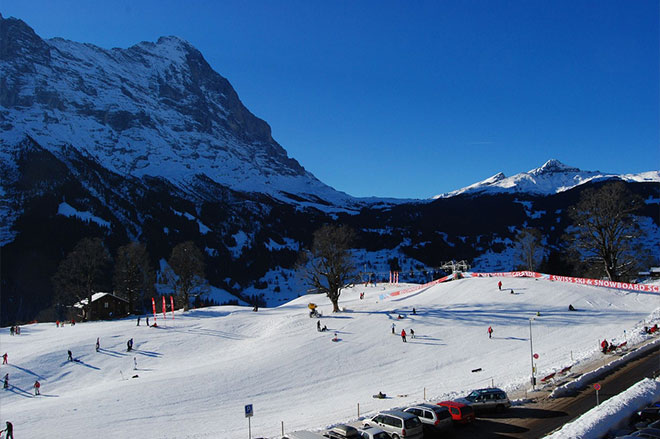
left=594, top=383, right=601, bottom=405
left=245, top=404, right=253, bottom=439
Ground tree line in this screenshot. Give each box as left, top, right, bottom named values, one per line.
left=52, top=182, right=652, bottom=320
left=52, top=240, right=207, bottom=321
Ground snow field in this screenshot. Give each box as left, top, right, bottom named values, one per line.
left=0, top=277, right=659, bottom=438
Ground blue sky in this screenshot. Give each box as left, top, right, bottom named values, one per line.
left=3, top=1, right=658, bottom=198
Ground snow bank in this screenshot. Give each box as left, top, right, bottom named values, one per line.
left=550, top=338, right=660, bottom=398
left=545, top=378, right=660, bottom=439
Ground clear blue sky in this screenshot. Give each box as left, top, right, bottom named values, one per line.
left=3, top=1, right=658, bottom=198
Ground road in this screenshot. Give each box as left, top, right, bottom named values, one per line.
left=428, top=343, right=660, bottom=439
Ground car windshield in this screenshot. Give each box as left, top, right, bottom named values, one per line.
left=466, top=391, right=479, bottom=401
left=404, top=417, right=421, bottom=428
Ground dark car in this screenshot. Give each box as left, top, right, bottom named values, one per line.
left=456, top=387, right=511, bottom=412
left=325, top=424, right=360, bottom=439
left=437, top=401, right=475, bottom=424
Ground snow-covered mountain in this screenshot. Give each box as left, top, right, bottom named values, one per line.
left=0, top=14, right=353, bottom=207
left=435, top=159, right=660, bottom=199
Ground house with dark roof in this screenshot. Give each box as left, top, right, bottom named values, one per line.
left=73, top=293, right=129, bottom=320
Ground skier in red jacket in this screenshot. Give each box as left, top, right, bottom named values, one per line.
left=401, top=329, right=407, bottom=342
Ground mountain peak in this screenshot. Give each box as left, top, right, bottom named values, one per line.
left=530, top=159, right=581, bottom=176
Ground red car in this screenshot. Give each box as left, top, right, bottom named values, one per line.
left=437, top=401, right=476, bottom=424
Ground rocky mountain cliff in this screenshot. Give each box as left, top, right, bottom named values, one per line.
left=1, top=14, right=658, bottom=325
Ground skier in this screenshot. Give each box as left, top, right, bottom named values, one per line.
left=510, top=289, right=514, bottom=295
left=2, top=353, right=7, bottom=364
left=146, top=316, right=149, bottom=327
left=3, top=373, right=8, bottom=389
left=317, top=320, right=321, bottom=331
left=401, top=329, right=407, bottom=342
left=9, top=326, right=14, bottom=336
left=412, top=308, right=416, bottom=315
left=133, top=357, right=138, bottom=370
left=15, top=326, right=20, bottom=335
left=488, top=326, right=493, bottom=339
left=410, top=328, right=415, bottom=339
left=127, top=338, right=134, bottom=352
left=137, top=316, right=140, bottom=326
left=68, top=350, right=73, bottom=361
left=56, top=320, right=60, bottom=328
left=391, top=323, right=396, bottom=334
left=568, top=304, right=576, bottom=311
left=95, top=338, right=100, bottom=352
left=0, top=421, right=13, bottom=439
left=332, top=332, right=339, bottom=342
left=322, top=325, right=328, bottom=332
left=33, top=380, right=40, bottom=396
left=601, top=339, right=609, bottom=354
left=498, top=280, right=502, bottom=291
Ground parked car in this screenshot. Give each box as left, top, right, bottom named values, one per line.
left=284, top=431, right=327, bottom=439
left=357, top=426, right=390, bottom=439
left=456, top=387, right=511, bottom=412
left=437, top=400, right=476, bottom=424
left=403, top=403, right=453, bottom=433
left=364, top=410, right=424, bottom=439
left=324, top=424, right=360, bottom=439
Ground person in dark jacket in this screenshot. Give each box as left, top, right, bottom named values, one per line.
left=95, top=338, right=100, bottom=352
left=68, top=350, right=73, bottom=361
left=1, top=421, right=13, bottom=439
left=3, top=373, right=9, bottom=389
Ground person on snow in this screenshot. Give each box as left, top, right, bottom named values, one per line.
left=332, top=333, right=339, bottom=342
left=56, top=320, right=60, bottom=328
left=488, top=326, right=493, bottom=339
left=401, top=329, right=407, bottom=342
left=412, top=308, right=416, bottom=315
left=3, top=373, right=9, bottom=389
left=133, top=357, right=138, bottom=370
left=391, top=323, right=396, bottom=334
left=146, top=316, right=149, bottom=327
left=33, top=380, right=40, bottom=396
left=317, top=320, right=321, bottom=331
left=127, top=338, right=134, bottom=352
left=601, top=339, right=609, bottom=354
left=568, top=304, right=576, bottom=311
left=322, top=325, right=328, bottom=332
left=410, top=328, right=415, bottom=339
left=498, top=280, right=502, bottom=291
left=9, top=327, right=14, bottom=336
left=95, top=338, right=100, bottom=352
left=137, top=316, right=140, bottom=326
left=68, top=350, right=73, bottom=361
left=2, top=353, right=7, bottom=364
left=0, top=421, right=14, bottom=439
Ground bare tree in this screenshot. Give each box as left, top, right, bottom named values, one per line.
left=568, top=182, right=644, bottom=281
left=515, top=228, right=543, bottom=271
left=161, top=241, right=208, bottom=310
left=52, top=237, right=111, bottom=320
left=114, top=242, right=154, bottom=314
left=298, top=225, right=357, bottom=312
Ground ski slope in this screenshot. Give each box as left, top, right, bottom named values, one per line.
left=1, top=277, right=659, bottom=438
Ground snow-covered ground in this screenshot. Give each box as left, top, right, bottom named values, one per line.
left=1, top=277, right=659, bottom=438
left=545, top=377, right=660, bottom=439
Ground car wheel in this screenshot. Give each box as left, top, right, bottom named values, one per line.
left=391, top=435, right=400, bottom=439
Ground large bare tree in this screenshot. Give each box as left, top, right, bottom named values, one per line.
left=515, top=228, right=543, bottom=271
left=113, top=242, right=155, bottom=314
left=161, top=241, right=208, bottom=310
left=568, top=182, right=644, bottom=281
left=299, top=225, right=357, bottom=312
left=52, top=237, right=111, bottom=320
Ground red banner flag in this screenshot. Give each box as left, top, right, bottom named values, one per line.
left=151, top=297, right=157, bottom=323
left=170, top=296, right=175, bottom=319
left=162, top=296, right=167, bottom=319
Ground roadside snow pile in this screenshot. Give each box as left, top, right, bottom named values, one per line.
left=544, top=378, right=660, bottom=439
left=550, top=338, right=660, bottom=398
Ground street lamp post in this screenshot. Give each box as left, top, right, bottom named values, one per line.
left=529, top=317, right=536, bottom=390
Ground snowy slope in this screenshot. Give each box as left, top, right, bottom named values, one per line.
left=434, top=159, right=660, bottom=198
left=1, top=277, right=659, bottom=438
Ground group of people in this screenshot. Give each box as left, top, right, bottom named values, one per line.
left=55, top=319, right=76, bottom=327
left=8, top=326, right=20, bottom=336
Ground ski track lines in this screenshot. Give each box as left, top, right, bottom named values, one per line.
left=1, top=278, right=659, bottom=438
